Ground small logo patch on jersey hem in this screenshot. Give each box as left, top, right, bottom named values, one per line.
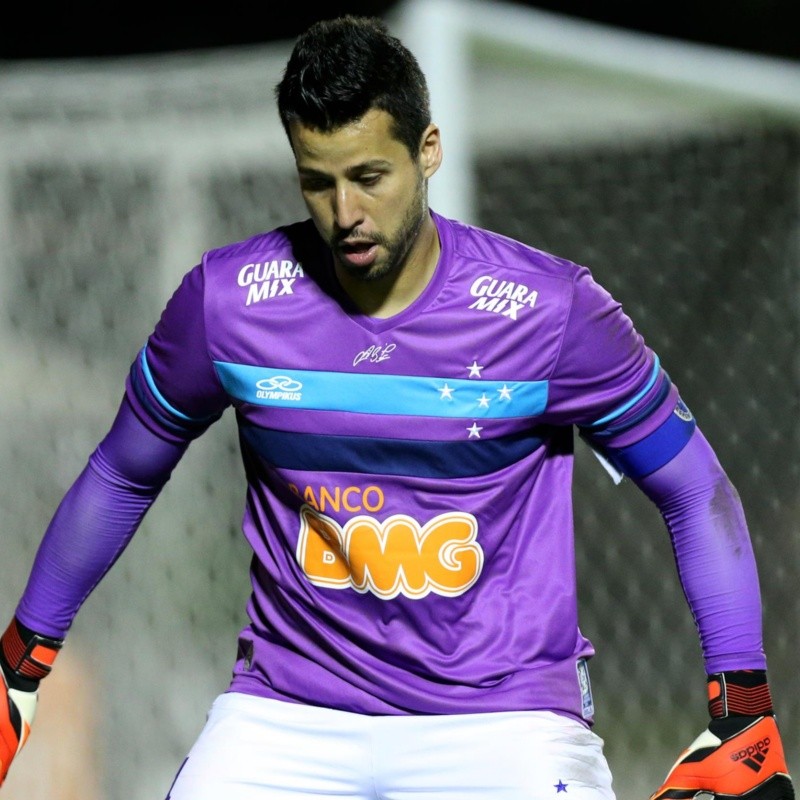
left=577, top=658, right=594, bottom=720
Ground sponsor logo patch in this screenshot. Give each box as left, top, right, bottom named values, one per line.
left=297, top=505, right=484, bottom=600
left=468, top=274, right=538, bottom=320
left=238, top=260, right=305, bottom=306
left=255, top=375, right=303, bottom=401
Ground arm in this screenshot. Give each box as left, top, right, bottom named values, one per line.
left=2, top=260, right=227, bottom=786
left=15, top=258, right=225, bottom=638
left=553, top=265, right=791, bottom=798
left=634, top=427, right=764, bottom=672
left=628, top=426, right=791, bottom=800
left=15, top=396, right=189, bottom=638
left=1, top=396, right=188, bottom=786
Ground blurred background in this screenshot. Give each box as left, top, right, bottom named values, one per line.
left=1, top=0, right=799, bottom=62
left=1, top=1, right=798, bottom=798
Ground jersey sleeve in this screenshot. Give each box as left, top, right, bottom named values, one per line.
left=15, top=395, right=189, bottom=638
left=126, top=260, right=229, bottom=442
left=635, top=427, right=766, bottom=671
left=547, top=266, right=696, bottom=480
left=15, top=260, right=229, bottom=638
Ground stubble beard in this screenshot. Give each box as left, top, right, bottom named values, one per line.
left=335, top=179, right=427, bottom=284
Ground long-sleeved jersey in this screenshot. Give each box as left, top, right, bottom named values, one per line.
left=16, top=211, right=765, bottom=725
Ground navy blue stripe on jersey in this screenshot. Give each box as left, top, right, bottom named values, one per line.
left=586, top=356, right=661, bottom=428
left=240, top=424, right=553, bottom=478
left=597, top=400, right=696, bottom=479
left=582, top=368, right=673, bottom=441
left=213, top=361, right=548, bottom=419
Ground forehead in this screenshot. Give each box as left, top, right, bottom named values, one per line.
left=290, top=108, right=411, bottom=172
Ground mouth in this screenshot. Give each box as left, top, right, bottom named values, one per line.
left=337, top=240, right=379, bottom=270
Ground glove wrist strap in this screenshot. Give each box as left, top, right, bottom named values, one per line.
left=0, top=618, right=63, bottom=689
left=707, top=670, right=773, bottom=718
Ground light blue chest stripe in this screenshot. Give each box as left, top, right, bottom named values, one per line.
left=213, top=361, right=548, bottom=419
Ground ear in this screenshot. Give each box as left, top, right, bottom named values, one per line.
left=419, top=123, right=442, bottom=179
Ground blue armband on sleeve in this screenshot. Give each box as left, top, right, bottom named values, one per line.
left=589, top=399, right=697, bottom=479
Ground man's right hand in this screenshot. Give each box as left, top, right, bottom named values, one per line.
left=0, top=618, right=62, bottom=787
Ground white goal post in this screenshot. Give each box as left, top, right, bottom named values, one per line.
left=390, top=0, right=800, bottom=223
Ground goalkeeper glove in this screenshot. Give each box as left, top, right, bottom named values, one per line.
left=0, top=617, right=62, bottom=787
left=650, top=671, right=794, bottom=800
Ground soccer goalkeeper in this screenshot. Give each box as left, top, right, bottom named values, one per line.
left=1, top=14, right=795, bottom=800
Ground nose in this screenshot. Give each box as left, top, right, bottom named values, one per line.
left=333, top=184, right=363, bottom=231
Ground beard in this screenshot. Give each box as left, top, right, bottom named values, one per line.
left=332, top=177, right=427, bottom=284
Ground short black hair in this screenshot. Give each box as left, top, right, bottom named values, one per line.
left=275, top=15, right=432, bottom=158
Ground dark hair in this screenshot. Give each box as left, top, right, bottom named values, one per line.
left=275, top=15, right=431, bottom=158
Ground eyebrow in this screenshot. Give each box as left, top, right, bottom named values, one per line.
left=297, top=159, right=393, bottom=178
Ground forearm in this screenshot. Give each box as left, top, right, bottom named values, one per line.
left=634, top=426, right=765, bottom=672
left=14, top=398, right=188, bottom=639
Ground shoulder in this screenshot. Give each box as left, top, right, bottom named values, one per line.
left=203, top=218, right=322, bottom=269
left=432, top=212, right=597, bottom=325
left=197, top=219, right=329, bottom=304
left=434, top=211, right=585, bottom=286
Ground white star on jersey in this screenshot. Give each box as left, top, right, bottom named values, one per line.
left=467, top=361, right=484, bottom=378
left=439, top=383, right=455, bottom=400
left=467, top=422, right=483, bottom=438
left=497, top=384, right=513, bottom=401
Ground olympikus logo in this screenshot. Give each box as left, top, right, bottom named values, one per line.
left=255, top=375, right=303, bottom=401
left=297, top=506, right=484, bottom=599
left=238, top=260, right=305, bottom=306
left=468, top=275, right=538, bottom=320
left=731, top=737, right=770, bottom=772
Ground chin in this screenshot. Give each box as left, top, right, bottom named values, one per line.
left=341, top=261, right=393, bottom=283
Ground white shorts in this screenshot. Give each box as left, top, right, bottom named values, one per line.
left=165, top=692, right=616, bottom=800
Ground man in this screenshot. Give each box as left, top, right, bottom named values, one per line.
left=0, top=15, right=793, bottom=800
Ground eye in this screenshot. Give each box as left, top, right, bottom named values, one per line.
left=299, top=176, right=330, bottom=193
left=358, top=173, right=382, bottom=187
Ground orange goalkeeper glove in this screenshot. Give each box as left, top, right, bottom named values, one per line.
left=0, top=617, right=62, bottom=786
left=651, top=671, right=794, bottom=800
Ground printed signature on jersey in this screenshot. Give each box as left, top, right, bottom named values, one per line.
left=353, top=343, right=396, bottom=366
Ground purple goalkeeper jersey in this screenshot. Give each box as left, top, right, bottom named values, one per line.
left=121, top=211, right=679, bottom=723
